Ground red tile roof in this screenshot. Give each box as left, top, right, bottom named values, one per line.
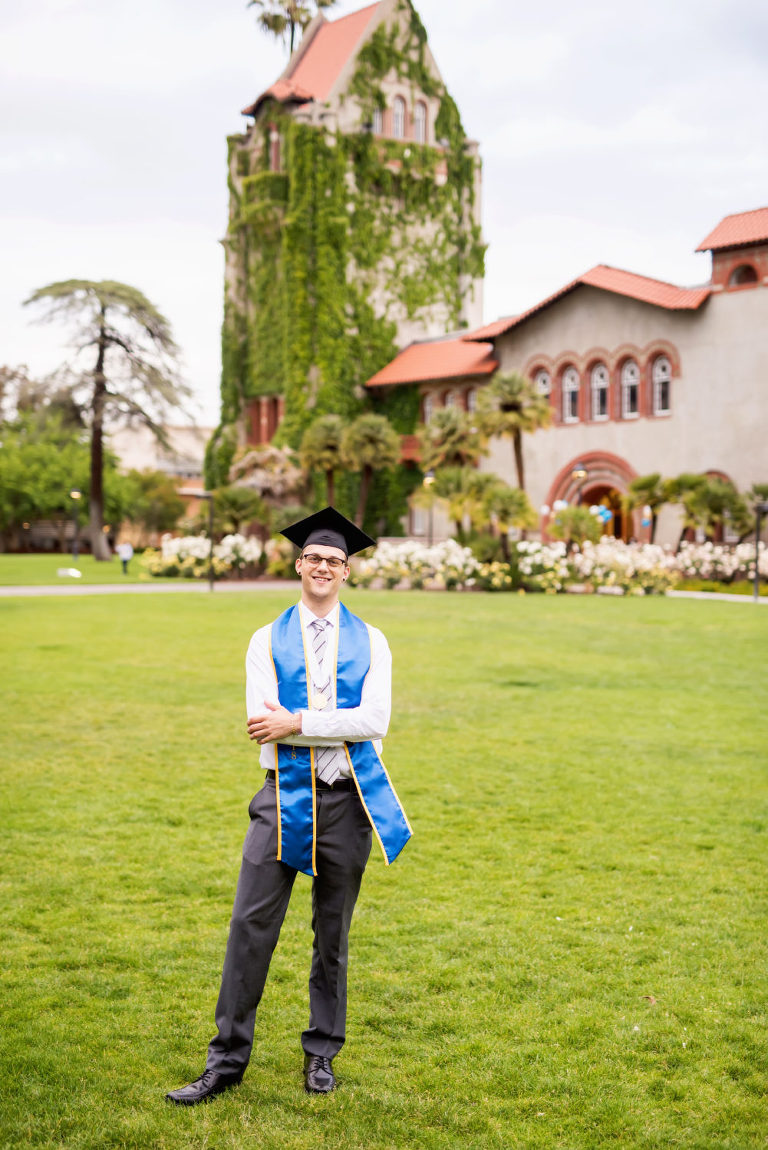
left=243, top=3, right=381, bottom=115
left=463, top=265, right=710, bottom=341
left=696, top=207, right=768, bottom=252
left=366, top=338, right=498, bottom=387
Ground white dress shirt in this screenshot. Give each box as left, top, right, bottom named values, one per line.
left=245, top=600, right=392, bottom=778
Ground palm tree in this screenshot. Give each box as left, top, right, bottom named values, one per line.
left=340, top=413, right=401, bottom=528
left=476, top=371, right=551, bottom=492
left=623, top=473, right=667, bottom=541
left=24, top=280, right=188, bottom=560
left=300, top=414, right=344, bottom=505
left=417, top=406, right=486, bottom=472
left=247, top=0, right=337, bottom=53
left=213, top=486, right=269, bottom=536
left=429, top=467, right=497, bottom=540
left=480, top=481, right=537, bottom=560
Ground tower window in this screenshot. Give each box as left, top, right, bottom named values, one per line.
left=414, top=101, right=427, bottom=144
left=393, top=97, right=406, bottom=139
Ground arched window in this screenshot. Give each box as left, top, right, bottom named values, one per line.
left=562, top=367, right=580, bottom=423
left=393, top=96, right=406, bottom=139
left=534, top=369, right=551, bottom=396
left=621, top=360, right=639, bottom=418
left=728, top=264, right=758, bottom=286
left=591, top=364, right=609, bottom=420
left=652, top=355, right=672, bottom=415
left=423, top=393, right=434, bottom=423
left=444, top=389, right=458, bottom=409
left=414, top=101, right=427, bottom=144
left=372, top=107, right=383, bottom=134
left=466, top=387, right=477, bottom=414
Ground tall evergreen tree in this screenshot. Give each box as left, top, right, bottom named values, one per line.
left=24, top=281, right=189, bottom=560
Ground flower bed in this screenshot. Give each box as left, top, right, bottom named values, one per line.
left=351, top=538, right=767, bottom=595
left=141, top=533, right=263, bottom=580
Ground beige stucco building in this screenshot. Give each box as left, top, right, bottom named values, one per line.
left=368, top=207, right=768, bottom=545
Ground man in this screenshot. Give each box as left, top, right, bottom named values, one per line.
left=166, top=507, right=411, bottom=1105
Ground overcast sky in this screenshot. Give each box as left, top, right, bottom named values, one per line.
left=1, top=0, right=766, bottom=425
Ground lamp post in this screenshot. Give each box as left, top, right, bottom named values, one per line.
left=754, top=501, right=768, bottom=601
left=571, top=463, right=587, bottom=505
left=69, top=488, right=82, bottom=561
left=180, top=488, right=215, bottom=592
left=423, top=469, right=435, bottom=547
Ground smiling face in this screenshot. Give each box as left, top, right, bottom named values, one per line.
left=296, top=544, right=349, bottom=614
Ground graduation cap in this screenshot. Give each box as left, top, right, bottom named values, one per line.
left=280, top=506, right=376, bottom=558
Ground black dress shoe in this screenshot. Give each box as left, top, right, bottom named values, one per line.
left=303, top=1054, right=336, bottom=1093
left=165, top=1068, right=243, bottom=1106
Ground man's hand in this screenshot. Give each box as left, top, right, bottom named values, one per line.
left=247, top=700, right=301, bottom=744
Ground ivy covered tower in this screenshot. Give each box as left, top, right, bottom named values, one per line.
left=209, top=0, right=484, bottom=481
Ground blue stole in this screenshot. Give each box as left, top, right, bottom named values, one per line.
left=269, top=602, right=412, bottom=876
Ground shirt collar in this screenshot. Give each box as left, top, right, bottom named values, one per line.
left=298, top=600, right=339, bottom=630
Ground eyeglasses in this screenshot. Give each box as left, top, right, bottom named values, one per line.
left=301, top=552, right=346, bottom=570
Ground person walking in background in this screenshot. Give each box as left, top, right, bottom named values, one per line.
left=116, top=541, right=134, bottom=574
left=166, top=507, right=411, bottom=1105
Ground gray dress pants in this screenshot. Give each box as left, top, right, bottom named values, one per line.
left=206, top=775, right=372, bottom=1074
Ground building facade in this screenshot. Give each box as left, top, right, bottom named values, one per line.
left=368, top=208, right=768, bottom=545
left=213, top=0, right=484, bottom=475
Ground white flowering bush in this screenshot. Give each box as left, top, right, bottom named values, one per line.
left=217, top=534, right=263, bottom=574
left=515, top=540, right=571, bottom=593
left=354, top=540, right=432, bottom=589
left=571, top=540, right=680, bottom=595
left=676, top=541, right=767, bottom=582
left=349, top=536, right=768, bottom=594
left=353, top=538, right=478, bottom=590
left=141, top=533, right=262, bottom=580
left=429, top=539, right=479, bottom=590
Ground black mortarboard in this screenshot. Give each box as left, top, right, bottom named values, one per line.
left=280, top=506, right=376, bottom=557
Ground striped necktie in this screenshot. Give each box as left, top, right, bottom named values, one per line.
left=309, top=619, right=340, bottom=786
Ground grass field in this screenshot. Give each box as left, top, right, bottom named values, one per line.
left=0, top=554, right=173, bottom=587
left=1, top=589, right=767, bottom=1149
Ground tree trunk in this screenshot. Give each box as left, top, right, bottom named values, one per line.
left=355, top=466, right=371, bottom=528
left=326, top=469, right=335, bottom=507
left=513, top=431, right=525, bottom=491
left=89, top=314, right=112, bottom=560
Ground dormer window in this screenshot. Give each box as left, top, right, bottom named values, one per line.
left=414, top=101, right=427, bottom=144
left=393, top=96, right=406, bottom=139
left=728, top=263, right=758, bottom=286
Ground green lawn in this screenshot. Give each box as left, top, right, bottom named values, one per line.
left=1, top=590, right=766, bottom=1148
left=0, top=553, right=173, bottom=586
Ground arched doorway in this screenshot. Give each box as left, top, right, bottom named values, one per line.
left=581, top=483, right=627, bottom=541
left=543, top=451, right=640, bottom=541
